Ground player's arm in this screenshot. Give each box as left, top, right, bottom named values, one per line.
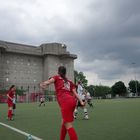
left=72, top=88, right=85, bottom=106
left=40, top=78, right=55, bottom=89
left=7, top=94, right=13, bottom=101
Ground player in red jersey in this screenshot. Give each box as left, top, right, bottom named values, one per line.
left=7, top=85, right=16, bottom=120
left=40, top=66, right=84, bottom=140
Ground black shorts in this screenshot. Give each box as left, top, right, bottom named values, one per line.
left=40, top=101, right=45, bottom=104
left=13, top=104, right=16, bottom=109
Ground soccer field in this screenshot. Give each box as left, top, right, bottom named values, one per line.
left=0, top=99, right=140, bottom=140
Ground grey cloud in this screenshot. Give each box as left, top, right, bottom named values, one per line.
left=0, top=0, right=140, bottom=85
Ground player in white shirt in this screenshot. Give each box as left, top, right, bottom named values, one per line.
left=85, top=91, right=93, bottom=107
left=74, top=81, right=89, bottom=120
left=12, top=95, right=16, bottom=116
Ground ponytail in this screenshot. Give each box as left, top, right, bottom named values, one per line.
left=58, top=66, right=67, bottom=82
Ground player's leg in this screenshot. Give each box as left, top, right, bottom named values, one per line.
left=88, top=103, right=93, bottom=107
left=7, top=105, right=13, bottom=120
left=61, top=97, right=78, bottom=139
left=39, top=101, right=43, bottom=107
left=80, top=100, right=89, bottom=119
left=83, top=107, right=89, bottom=120
left=65, top=122, right=78, bottom=140
left=88, top=99, right=93, bottom=107
left=74, top=101, right=80, bottom=119
left=74, top=107, right=78, bottom=119
left=12, top=103, right=16, bottom=115
left=60, top=120, right=67, bottom=140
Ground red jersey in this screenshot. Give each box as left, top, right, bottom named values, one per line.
left=53, top=75, right=77, bottom=123
left=53, top=75, right=75, bottom=103
left=7, top=90, right=15, bottom=103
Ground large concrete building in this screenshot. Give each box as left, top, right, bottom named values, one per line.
left=0, top=40, right=77, bottom=93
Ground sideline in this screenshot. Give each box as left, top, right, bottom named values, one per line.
left=0, top=122, right=43, bottom=140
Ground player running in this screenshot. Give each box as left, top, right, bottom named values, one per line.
left=74, top=81, right=89, bottom=120
left=85, top=90, right=93, bottom=107
left=40, top=66, right=84, bottom=140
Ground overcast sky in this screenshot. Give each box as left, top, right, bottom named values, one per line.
left=0, top=0, right=140, bottom=87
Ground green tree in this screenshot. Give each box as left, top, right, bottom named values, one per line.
left=94, top=85, right=111, bottom=98
left=74, top=70, right=88, bottom=88
left=111, top=81, right=127, bottom=97
left=128, top=80, right=140, bottom=95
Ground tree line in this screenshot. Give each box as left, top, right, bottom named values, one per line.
left=74, top=70, right=140, bottom=98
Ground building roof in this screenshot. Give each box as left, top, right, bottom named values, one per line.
left=0, top=40, right=77, bottom=59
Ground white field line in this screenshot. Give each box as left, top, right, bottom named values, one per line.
left=0, top=122, right=43, bottom=140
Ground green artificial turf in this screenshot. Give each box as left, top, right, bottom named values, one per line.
left=0, top=98, right=140, bottom=140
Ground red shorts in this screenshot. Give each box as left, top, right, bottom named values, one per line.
left=7, top=101, right=13, bottom=107
left=59, top=97, right=76, bottom=123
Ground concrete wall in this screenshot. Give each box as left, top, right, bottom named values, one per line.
left=0, top=52, right=43, bottom=92
left=0, top=41, right=77, bottom=93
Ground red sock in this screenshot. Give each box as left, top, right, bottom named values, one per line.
left=67, top=127, right=78, bottom=140
left=60, top=123, right=67, bottom=140
left=8, top=110, right=10, bottom=118
left=8, top=110, right=12, bottom=119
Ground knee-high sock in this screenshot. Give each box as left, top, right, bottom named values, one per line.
left=67, top=127, right=78, bottom=140
left=60, top=123, right=67, bottom=140
left=8, top=110, right=12, bottom=119
left=83, top=108, right=88, bottom=117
